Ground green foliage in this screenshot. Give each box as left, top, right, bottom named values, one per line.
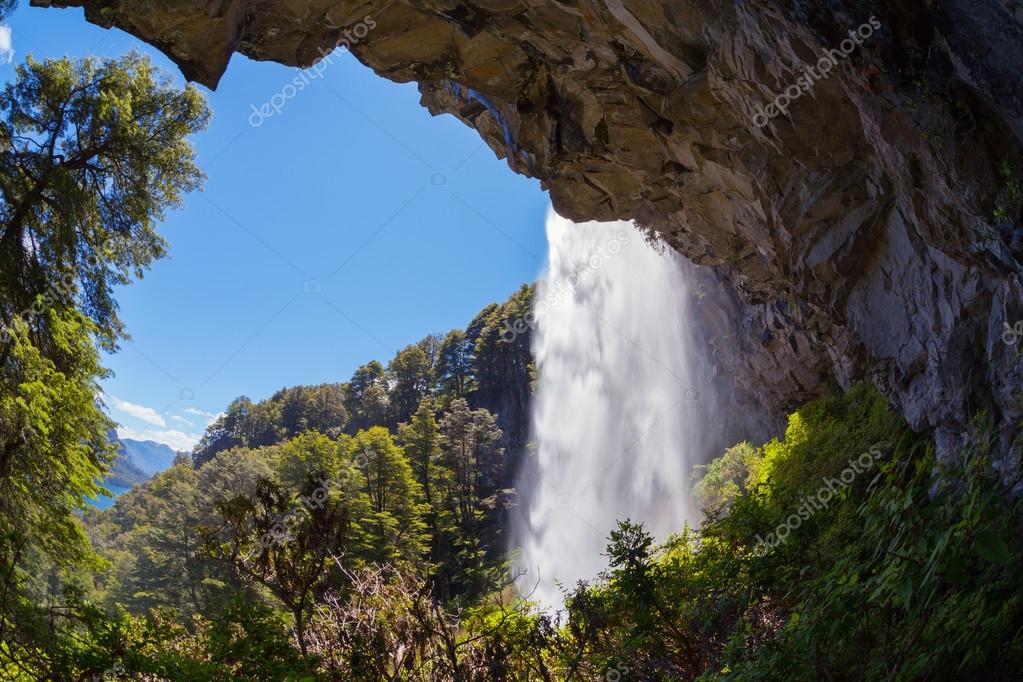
left=0, top=53, right=208, bottom=676
left=470, top=284, right=535, bottom=452
left=345, top=427, right=430, bottom=564
left=586, top=385, right=1023, bottom=681
left=344, top=361, right=390, bottom=434
left=0, top=53, right=209, bottom=351
left=994, top=159, right=1022, bottom=223
left=434, top=329, right=475, bottom=403
left=387, top=344, right=432, bottom=428
left=732, top=422, right=1023, bottom=680
left=193, top=384, right=347, bottom=467
left=399, top=399, right=444, bottom=509
left=692, top=441, right=761, bottom=517
left=0, top=312, right=111, bottom=566
left=0, top=313, right=114, bottom=677
left=10, top=590, right=319, bottom=680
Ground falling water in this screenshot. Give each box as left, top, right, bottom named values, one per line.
left=516, top=208, right=703, bottom=610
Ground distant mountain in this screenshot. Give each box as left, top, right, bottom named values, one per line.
left=117, top=436, right=179, bottom=476
left=105, top=448, right=150, bottom=488
left=93, top=432, right=181, bottom=506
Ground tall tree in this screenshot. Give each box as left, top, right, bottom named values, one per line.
left=471, top=286, right=535, bottom=472
left=0, top=313, right=112, bottom=617
left=434, top=329, right=475, bottom=402
left=344, top=427, right=429, bottom=564
left=343, top=361, right=389, bottom=433
left=0, top=54, right=208, bottom=672
left=0, top=53, right=208, bottom=355
left=386, top=344, right=431, bottom=428
left=438, top=399, right=503, bottom=537
left=416, top=333, right=443, bottom=374
left=398, top=399, right=443, bottom=509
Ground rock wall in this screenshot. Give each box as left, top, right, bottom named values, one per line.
left=34, top=0, right=1023, bottom=455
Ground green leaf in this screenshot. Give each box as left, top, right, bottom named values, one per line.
left=942, top=554, right=968, bottom=585
left=974, top=530, right=1011, bottom=564
left=900, top=575, right=914, bottom=609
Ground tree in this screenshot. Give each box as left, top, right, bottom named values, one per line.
left=0, top=313, right=113, bottom=625
left=0, top=54, right=208, bottom=673
left=398, top=399, right=443, bottom=509
left=439, top=399, right=503, bottom=537
left=398, top=398, right=464, bottom=587
left=300, top=383, right=347, bottom=435
left=277, top=383, right=347, bottom=439
left=416, top=333, right=443, bottom=374
left=344, top=361, right=389, bottom=433
left=192, top=396, right=252, bottom=466
left=387, top=344, right=431, bottom=428
left=0, top=53, right=208, bottom=355
left=203, top=434, right=368, bottom=654
left=434, top=329, right=475, bottom=402
left=345, top=427, right=429, bottom=564
left=431, top=400, right=506, bottom=600
left=467, top=286, right=534, bottom=465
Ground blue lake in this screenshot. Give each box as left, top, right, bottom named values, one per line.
left=88, top=483, right=131, bottom=510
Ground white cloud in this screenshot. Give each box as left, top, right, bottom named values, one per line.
left=170, top=415, right=194, bottom=427
left=183, top=407, right=222, bottom=425
left=106, top=394, right=166, bottom=427
left=116, top=425, right=200, bottom=452
left=0, top=26, right=13, bottom=65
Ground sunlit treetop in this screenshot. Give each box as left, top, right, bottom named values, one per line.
left=0, top=52, right=209, bottom=351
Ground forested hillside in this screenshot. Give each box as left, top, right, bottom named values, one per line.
left=84, top=285, right=536, bottom=627
left=191, top=284, right=534, bottom=477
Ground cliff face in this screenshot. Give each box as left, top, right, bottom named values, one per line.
left=35, top=0, right=1023, bottom=455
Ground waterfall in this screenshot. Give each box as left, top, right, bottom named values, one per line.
left=515, top=208, right=703, bottom=611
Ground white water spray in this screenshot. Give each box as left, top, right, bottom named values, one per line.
left=516, top=208, right=703, bottom=610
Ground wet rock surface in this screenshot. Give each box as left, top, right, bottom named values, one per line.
left=34, top=0, right=1023, bottom=454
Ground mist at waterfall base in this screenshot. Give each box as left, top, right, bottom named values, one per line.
left=514, top=208, right=709, bottom=611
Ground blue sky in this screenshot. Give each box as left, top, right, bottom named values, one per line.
left=3, top=5, right=551, bottom=450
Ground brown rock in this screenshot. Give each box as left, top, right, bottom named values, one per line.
left=33, top=0, right=1023, bottom=459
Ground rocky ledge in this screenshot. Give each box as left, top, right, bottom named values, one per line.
left=33, top=0, right=1023, bottom=459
